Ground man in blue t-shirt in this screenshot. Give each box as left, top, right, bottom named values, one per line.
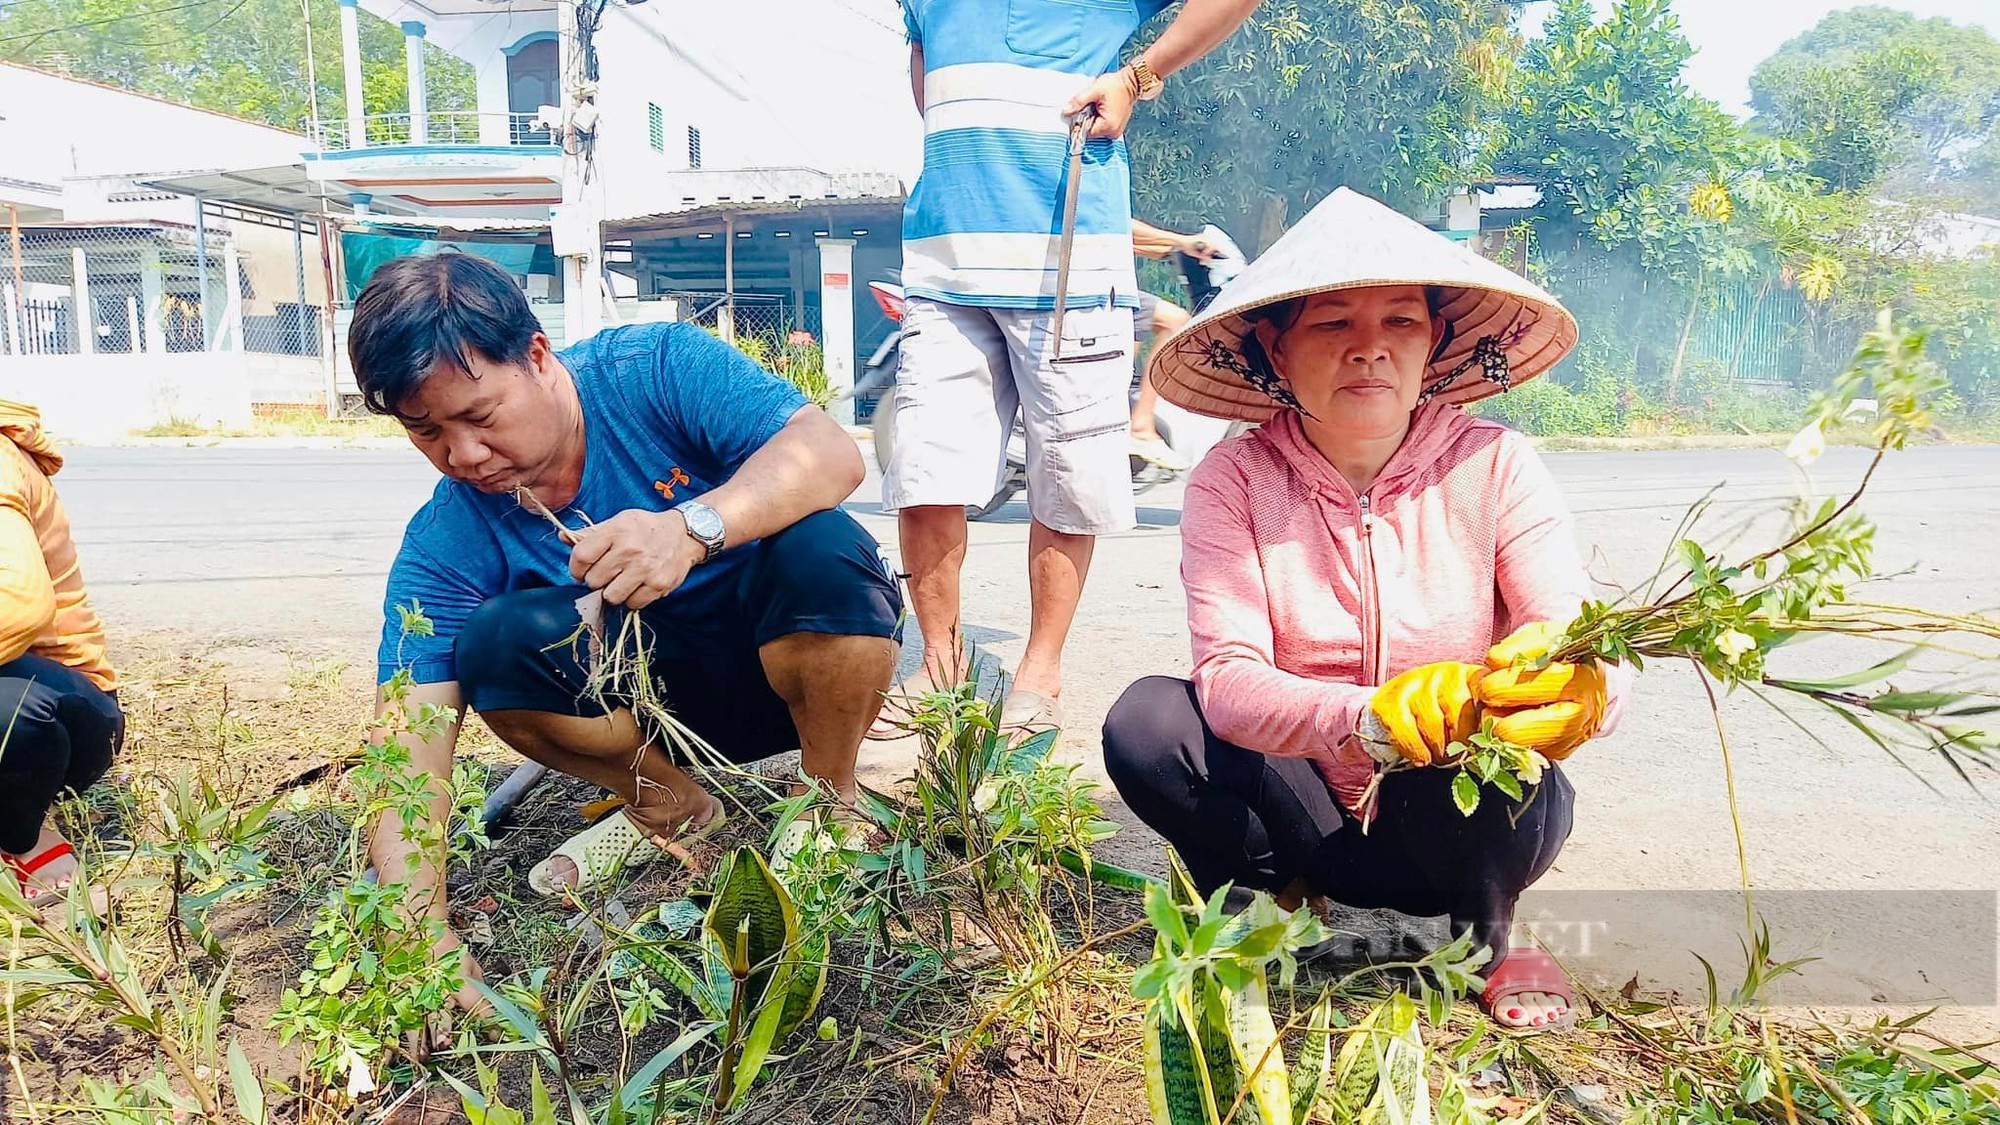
left=352, top=253, right=900, bottom=1021
left=887, top=0, right=1259, bottom=741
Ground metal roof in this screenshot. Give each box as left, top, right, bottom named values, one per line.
left=606, top=170, right=903, bottom=238
left=609, top=195, right=901, bottom=238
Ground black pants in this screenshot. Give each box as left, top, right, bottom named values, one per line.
left=454, top=508, right=903, bottom=766
left=0, top=653, right=125, bottom=855
left=1102, top=676, right=1572, bottom=953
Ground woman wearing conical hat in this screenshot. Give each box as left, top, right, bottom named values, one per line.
left=1101, top=188, right=1632, bottom=1033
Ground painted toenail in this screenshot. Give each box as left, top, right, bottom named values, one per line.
left=1506, top=1008, right=1522, bottom=1020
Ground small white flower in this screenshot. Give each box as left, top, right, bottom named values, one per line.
left=1715, top=628, right=1757, bottom=665
left=972, top=782, right=1000, bottom=814
left=1785, top=420, right=1826, bottom=466
left=342, top=1047, right=376, bottom=1100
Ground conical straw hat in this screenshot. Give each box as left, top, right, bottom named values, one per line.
left=1147, top=187, right=1578, bottom=423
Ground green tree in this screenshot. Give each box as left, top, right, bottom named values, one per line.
left=1495, top=0, right=1742, bottom=272
left=1493, top=0, right=1752, bottom=398
left=1749, top=7, right=2000, bottom=204
left=1125, top=0, right=1517, bottom=252
left=0, top=0, right=475, bottom=135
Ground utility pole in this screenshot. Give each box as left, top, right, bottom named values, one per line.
left=552, top=0, right=604, bottom=346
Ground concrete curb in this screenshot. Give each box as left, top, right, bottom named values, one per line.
left=87, top=435, right=413, bottom=450
left=1527, top=432, right=1793, bottom=453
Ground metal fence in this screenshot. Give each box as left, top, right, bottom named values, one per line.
left=0, top=222, right=226, bottom=358
left=1501, top=232, right=1809, bottom=387
left=2, top=208, right=337, bottom=408
left=1, top=215, right=333, bottom=359
left=659, top=290, right=813, bottom=348
left=305, top=111, right=551, bottom=151
left=1689, top=280, right=1808, bottom=386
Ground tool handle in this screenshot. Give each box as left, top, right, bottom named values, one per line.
left=1066, top=106, right=1096, bottom=154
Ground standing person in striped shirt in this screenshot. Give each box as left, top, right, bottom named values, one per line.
left=882, top=0, right=1261, bottom=743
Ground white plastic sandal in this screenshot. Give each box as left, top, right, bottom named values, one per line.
left=527, top=799, right=726, bottom=897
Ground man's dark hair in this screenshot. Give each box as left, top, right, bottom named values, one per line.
left=347, top=251, right=544, bottom=417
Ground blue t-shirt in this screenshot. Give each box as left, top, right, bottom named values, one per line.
left=377, top=322, right=808, bottom=684
left=901, top=0, right=1174, bottom=311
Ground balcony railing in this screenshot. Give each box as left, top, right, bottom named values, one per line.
left=305, top=111, right=555, bottom=152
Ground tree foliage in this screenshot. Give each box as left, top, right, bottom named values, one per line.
left=0, top=0, right=475, bottom=133
left=1126, top=0, right=1516, bottom=251
left=1494, top=0, right=1744, bottom=275
left=1487, top=0, right=1763, bottom=396
left=1749, top=7, right=2000, bottom=206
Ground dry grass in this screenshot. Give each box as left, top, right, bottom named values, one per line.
left=9, top=638, right=1995, bottom=1124
left=136, top=407, right=405, bottom=440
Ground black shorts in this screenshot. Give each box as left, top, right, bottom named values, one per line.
left=453, top=509, right=902, bottom=764
left=0, top=654, right=125, bottom=855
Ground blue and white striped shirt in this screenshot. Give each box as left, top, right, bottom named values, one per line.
left=902, top=0, right=1173, bottom=311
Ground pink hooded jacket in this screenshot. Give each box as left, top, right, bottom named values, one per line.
left=1181, top=402, right=1628, bottom=813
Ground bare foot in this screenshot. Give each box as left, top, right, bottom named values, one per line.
left=1008, top=661, right=1062, bottom=706
left=1493, top=988, right=1569, bottom=1029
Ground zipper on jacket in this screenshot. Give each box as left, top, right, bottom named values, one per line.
left=1358, top=493, right=1386, bottom=685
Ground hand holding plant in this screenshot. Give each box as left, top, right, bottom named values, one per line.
left=1411, top=310, right=1999, bottom=819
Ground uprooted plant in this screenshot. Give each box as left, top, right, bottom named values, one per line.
left=439, top=677, right=1144, bottom=1123
left=1406, top=310, right=1998, bottom=818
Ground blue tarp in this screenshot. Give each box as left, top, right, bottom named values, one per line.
left=339, top=232, right=545, bottom=300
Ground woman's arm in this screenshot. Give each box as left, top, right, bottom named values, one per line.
left=0, top=493, right=56, bottom=665
left=1182, top=460, right=1373, bottom=762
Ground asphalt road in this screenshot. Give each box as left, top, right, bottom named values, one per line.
left=58, top=440, right=2000, bottom=1018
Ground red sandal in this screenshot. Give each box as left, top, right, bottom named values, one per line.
left=5, top=840, right=78, bottom=901
left=1480, top=946, right=1578, bottom=1032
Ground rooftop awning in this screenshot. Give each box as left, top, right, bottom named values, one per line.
left=139, top=165, right=334, bottom=216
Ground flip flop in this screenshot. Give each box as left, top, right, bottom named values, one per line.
left=4, top=841, right=108, bottom=918
left=1480, top=946, right=1578, bottom=1032
left=527, top=798, right=727, bottom=897
left=770, top=808, right=884, bottom=876
left=999, top=690, right=1064, bottom=746
left=869, top=675, right=966, bottom=740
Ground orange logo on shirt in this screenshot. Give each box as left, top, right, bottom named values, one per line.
left=653, top=467, right=691, bottom=502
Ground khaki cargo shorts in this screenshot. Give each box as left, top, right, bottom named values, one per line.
left=882, top=298, right=1136, bottom=536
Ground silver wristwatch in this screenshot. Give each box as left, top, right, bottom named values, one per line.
left=673, top=499, right=725, bottom=563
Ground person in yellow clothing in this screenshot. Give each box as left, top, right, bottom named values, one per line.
left=0, top=400, right=121, bottom=907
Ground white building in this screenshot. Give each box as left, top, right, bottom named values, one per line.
left=0, top=62, right=339, bottom=441
left=142, top=0, right=906, bottom=423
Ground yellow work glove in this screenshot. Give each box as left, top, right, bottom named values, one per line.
left=1474, top=622, right=1607, bottom=761
left=1362, top=661, right=1486, bottom=768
